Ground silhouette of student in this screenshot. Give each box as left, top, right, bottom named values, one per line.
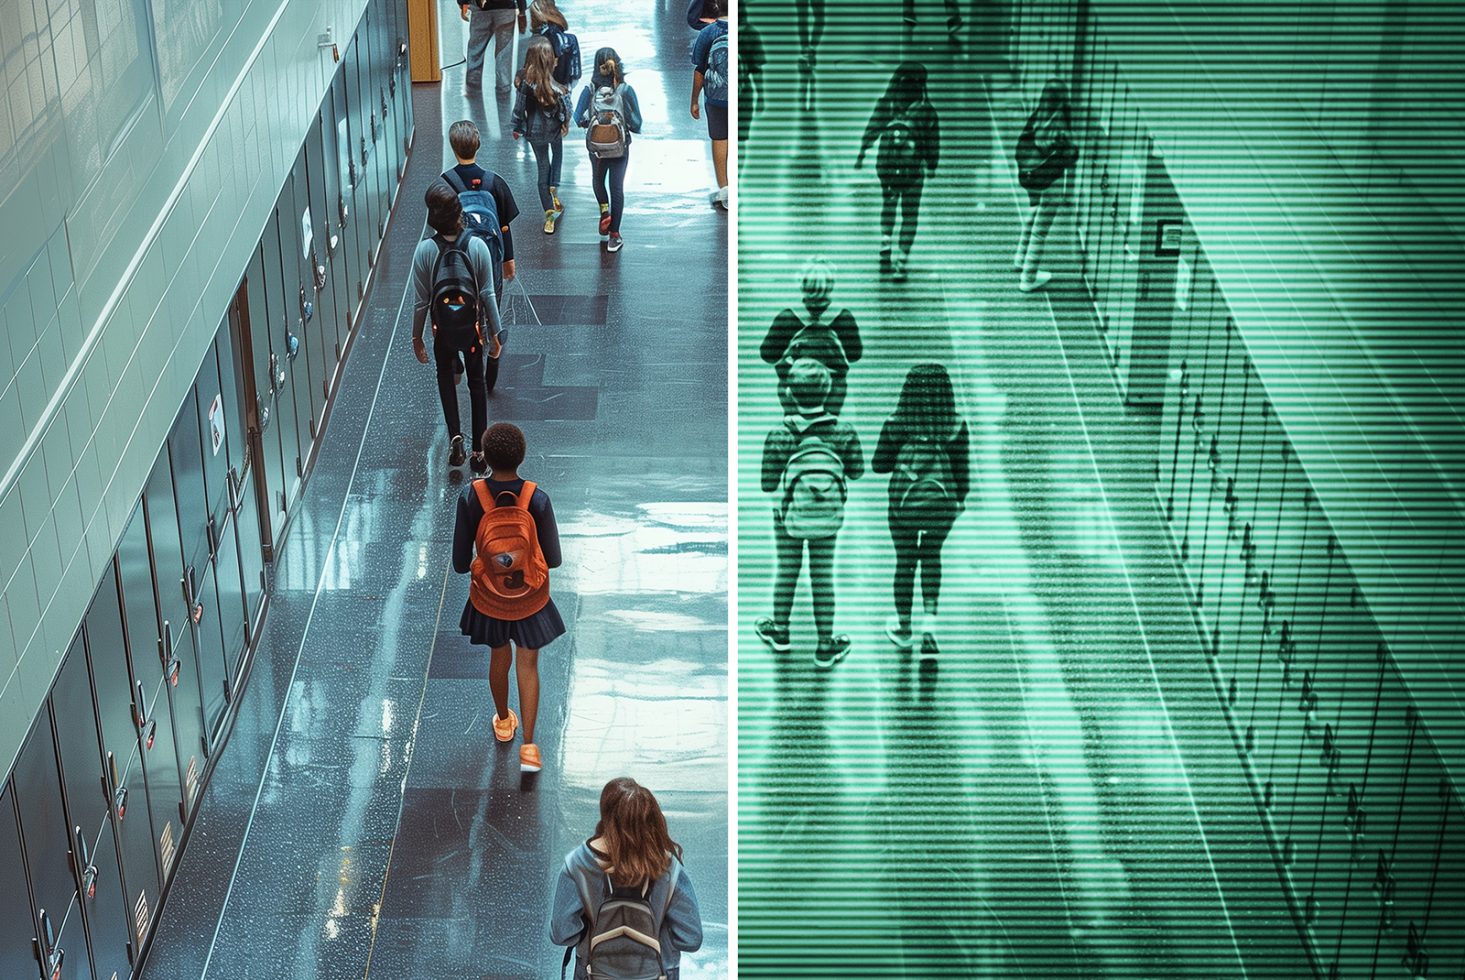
left=855, top=63, right=940, bottom=280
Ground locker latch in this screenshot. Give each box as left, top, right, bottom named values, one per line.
left=1404, top=922, right=1429, bottom=977
left=134, top=681, right=156, bottom=750
left=105, top=752, right=127, bottom=821
left=74, top=827, right=97, bottom=899
left=36, top=908, right=63, bottom=979
left=1371, top=850, right=1396, bottom=929
left=160, top=622, right=181, bottom=687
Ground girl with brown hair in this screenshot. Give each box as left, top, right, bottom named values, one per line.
left=551, top=778, right=704, bottom=978
left=511, top=36, right=572, bottom=233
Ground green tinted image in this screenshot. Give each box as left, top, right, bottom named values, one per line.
left=738, top=0, right=1465, bottom=977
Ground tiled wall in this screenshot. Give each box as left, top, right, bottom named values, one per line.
left=0, top=0, right=375, bottom=777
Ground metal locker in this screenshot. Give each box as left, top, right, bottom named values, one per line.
left=329, top=69, right=365, bottom=320
left=1347, top=668, right=1413, bottom=965
left=188, top=559, right=230, bottom=740
left=13, top=717, right=95, bottom=980
left=270, top=185, right=318, bottom=466
left=241, top=245, right=291, bottom=546
left=194, top=343, right=231, bottom=529
left=278, top=151, right=325, bottom=434
left=1383, top=743, right=1447, bottom=978
left=1191, top=274, right=1227, bottom=445
left=302, top=119, right=342, bottom=388
left=49, top=641, right=132, bottom=978
left=1169, top=248, right=1215, bottom=572
left=142, top=462, right=210, bottom=811
left=259, top=208, right=306, bottom=510
left=1, top=786, right=41, bottom=978
left=344, top=36, right=378, bottom=273
left=1211, top=321, right=1248, bottom=489
left=217, top=317, right=267, bottom=627
left=1155, top=363, right=1188, bottom=522
left=1420, top=793, right=1465, bottom=976
left=1229, top=408, right=1286, bottom=680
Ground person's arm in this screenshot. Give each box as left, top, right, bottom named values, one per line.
left=760, top=312, right=792, bottom=364
left=459, top=0, right=471, bottom=22
left=548, top=866, right=585, bottom=946
left=411, top=242, right=433, bottom=361
left=533, top=491, right=563, bottom=569
left=856, top=98, right=891, bottom=164
left=691, top=70, right=705, bottom=119
left=761, top=429, right=786, bottom=494
left=950, top=421, right=971, bottom=504
left=575, top=86, right=591, bottom=127
left=453, top=489, right=478, bottom=574
left=924, top=105, right=941, bottom=174
left=559, top=93, right=573, bottom=134
left=510, top=86, right=527, bottom=137
left=833, top=310, right=862, bottom=365
left=471, top=239, right=503, bottom=350
left=623, top=86, right=643, bottom=133
left=666, top=866, right=704, bottom=953
left=842, top=426, right=866, bottom=481
left=872, top=420, right=898, bottom=474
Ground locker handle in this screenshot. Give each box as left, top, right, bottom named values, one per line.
left=37, top=908, right=64, bottom=978
left=73, top=827, right=97, bottom=899
left=134, top=681, right=156, bottom=750
left=161, top=625, right=180, bottom=688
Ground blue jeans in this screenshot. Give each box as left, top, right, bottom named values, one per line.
left=591, top=153, right=629, bottom=234
left=529, top=137, right=564, bottom=211
left=465, top=7, right=518, bottom=89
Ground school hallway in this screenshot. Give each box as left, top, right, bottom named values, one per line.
left=738, top=3, right=1312, bottom=977
left=136, top=1, right=728, bottom=976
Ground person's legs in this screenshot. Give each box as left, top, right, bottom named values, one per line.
left=1021, top=189, right=1061, bottom=281
left=1015, top=194, right=1036, bottom=267
left=529, top=139, right=554, bottom=212
left=433, top=341, right=462, bottom=438
left=464, top=8, right=494, bottom=88
left=771, top=519, right=804, bottom=628
left=591, top=157, right=609, bottom=209
left=489, top=8, right=518, bottom=90
left=489, top=644, right=513, bottom=722
left=898, top=177, right=924, bottom=257
left=515, top=647, right=541, bottom=743
left=463, top=347, right=488, bottom=456
left=890, top=518, right=920, bottom=631
left=880, top=180, right=898, bottom=249
left=548, top=137, right=564, bottom=208
left=607, top=153, right=629, bottom=234
left=712, top=138, right=729, bottom=190
left=807, top=535, right=837, bottom=641
left=918, top=519, right=955, bottom=615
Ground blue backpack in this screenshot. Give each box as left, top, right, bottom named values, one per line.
left=702, top=28, right=729, bottom=103
left=542, top=25, right=581, bottom=88
left=442, top=168, right=504, bottom=299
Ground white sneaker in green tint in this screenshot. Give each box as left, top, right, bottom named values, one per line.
left=813, top=635, right=851, bottom=669
left=884, top=615, right=914, bottom=650
left=754, top=617, right=791, bottom=652
left=1019, top=270, right=1054, bottom=292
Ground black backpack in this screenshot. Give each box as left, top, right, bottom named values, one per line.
left=877, top=104, right=924, bottom=187
left=564, top=877, right=673, bottom=980
left=1015, top=111, right=1078, bottom=191
left=543, top=25, right=582, bottom=88
left=429, top=235, right=484, bottom=353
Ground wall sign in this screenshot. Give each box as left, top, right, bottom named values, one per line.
left=301, top=208, right=313, bottom=259
left=1155, top=219, right=1183, bottom=256
left=208, top=393, right=224, bottom=456
left=1175, top=256, right=1193, bottom=311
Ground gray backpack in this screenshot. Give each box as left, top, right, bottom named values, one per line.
left=565, top=873, right=674, bottom=979
left=586, top=85, right=629, bottom=159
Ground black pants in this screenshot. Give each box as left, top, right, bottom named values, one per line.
left=881, top=176, right=924, bottom=256
left=773, top=515, right=838, bottom=640
left=889, top=510, right=956, bottom=626
left=591, top=153, right=629, bottom=234
left=434, top=341, right=489, bottom=452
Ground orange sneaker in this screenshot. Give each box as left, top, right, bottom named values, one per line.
left=519, top=743, right=543, bottom=773
left=493, top=709, right=519, bottom=743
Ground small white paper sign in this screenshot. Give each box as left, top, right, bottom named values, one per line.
left=301, top=208, right=313, bottom=259
left=1175, top=256, right=1192, bottom=311
left=208, top=394, right=224, bottom=456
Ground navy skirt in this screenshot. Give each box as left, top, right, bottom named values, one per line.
left=460, top=597, right=567, bottom=649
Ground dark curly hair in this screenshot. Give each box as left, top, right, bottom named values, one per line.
left=425, top=179, right=463, bottom=236
left=481, top=423, right=527, bottom=470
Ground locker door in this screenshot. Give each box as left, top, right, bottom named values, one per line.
left=218, top=314, right=267, bottom=628
left=144, top=455, right=210, bottom=806
left=276, top=163, right=322, bottom=439
left=391, top=0, right=413, bottom=168
left=331, top=71, right=365, bottom=319
left=116, top=505, right=185, bottom=880
left=302, top=120, right=342, bottom=396
left=13, top=717, right=95, bottom=980
left=196, top=342, right=250, bottom=676
left=0, top=786, right=40, bottom=979
left=1225, top=403, right=1280, bottom=683
left=83, top=573, right=163, bottom=904
left=1386, top=744, right=1445, bottom=978
left=259, top=213, right=304, bottom=512
left=1423, top=795, right=1465, bottom=976
left=264, top=204, right=314, bottom=493
left=345, top=36, right=379, bottom=268
left=168, top=398, right=232, bottom=738
left=50, top=643, right=132, bottom=978
left=1156, top=359, right=1189, bottom=521
left=1348, top=669, right=1412, bottom=971
left=241, top=247, right=290, bottom=545
left=1169, top=241, right=1210, bottom=571
left=316, top=99, right=351, bottom=352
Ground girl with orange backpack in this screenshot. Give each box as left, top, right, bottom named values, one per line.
left=452, top=422, right=565, bottom=773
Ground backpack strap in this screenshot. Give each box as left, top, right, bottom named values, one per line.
left=518, top=480, right=538, bottom=511
left=442, top=168, right=469, bottom=194
left=472, top=479, right=493, bottom=512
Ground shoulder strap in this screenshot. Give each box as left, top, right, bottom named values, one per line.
left=443, top=168, right=468, bottom=194
left=473, top=480, right=493, bottom=511
left=518, top=480, right=537, bottom=511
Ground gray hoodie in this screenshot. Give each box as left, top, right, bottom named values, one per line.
left=550, top=841, right=704, bottom=979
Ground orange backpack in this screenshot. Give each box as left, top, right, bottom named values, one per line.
left=469, top=480, right=551, bottom=620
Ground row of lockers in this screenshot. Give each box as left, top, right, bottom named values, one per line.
left=0, top=0, right=414, bottom=975
left=1155, top=242, right=1465, bottom=978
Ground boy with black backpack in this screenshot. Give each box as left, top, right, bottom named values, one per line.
left=412, top=181, right=503, bottom=473
left=444, top=120, right=519, bottom=390
left=755, top=358, right=865, bottom=669
left=689, top=0, right=730, bottom=209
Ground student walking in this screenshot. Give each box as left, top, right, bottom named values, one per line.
left=902, top=0, right=964, bottom=42
left=740, top=5, right=766, bottom=147
left=528, top=0, right=580, bottom=88
left=760, top=258, right=862, bottom=417
left=872, top=364, right=970, bottom=660
left=1014, top=78, right=1079, bottom=293
left=512, top=37, right=572, bottom=235
left=855, top=63, right=940, bottom=280
left=690, top=0, right=730, bottom=208
left=452, top=423, right=566, bottom=774
left=551, top=777, right=704, bottom=979
left=458, top=0, right=527, bottom=94
left=576, top=48, right=643, bottom=253
left=755, top=359, right=865, bottom=669
left=412, top=181, right=503, bottom=472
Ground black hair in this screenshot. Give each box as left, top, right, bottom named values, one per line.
left=890, top=363, right=959, bottom=442
left=481, top=422, right=527, bottom=469
left=881, top=61, right=929, bottom=111
left=425, top=180, right=463, bottom=236
left=591, top=47, right=625, bottom=89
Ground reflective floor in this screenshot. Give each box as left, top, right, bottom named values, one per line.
left=738, top=3, right=1310, bottom=976
left=140, top=1, right=728, bottom=976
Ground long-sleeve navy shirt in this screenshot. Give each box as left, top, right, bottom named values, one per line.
left=453, top=478, right=563, bottom=574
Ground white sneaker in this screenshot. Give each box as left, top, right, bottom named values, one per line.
left=885, top=615, right=914, bottom=650
left=1018, top=270, right=1053, bottom=292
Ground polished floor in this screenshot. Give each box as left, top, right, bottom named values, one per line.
left=139, top=2, right=728, bottom=977
left=737, top=4, right=1311, bottom=977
